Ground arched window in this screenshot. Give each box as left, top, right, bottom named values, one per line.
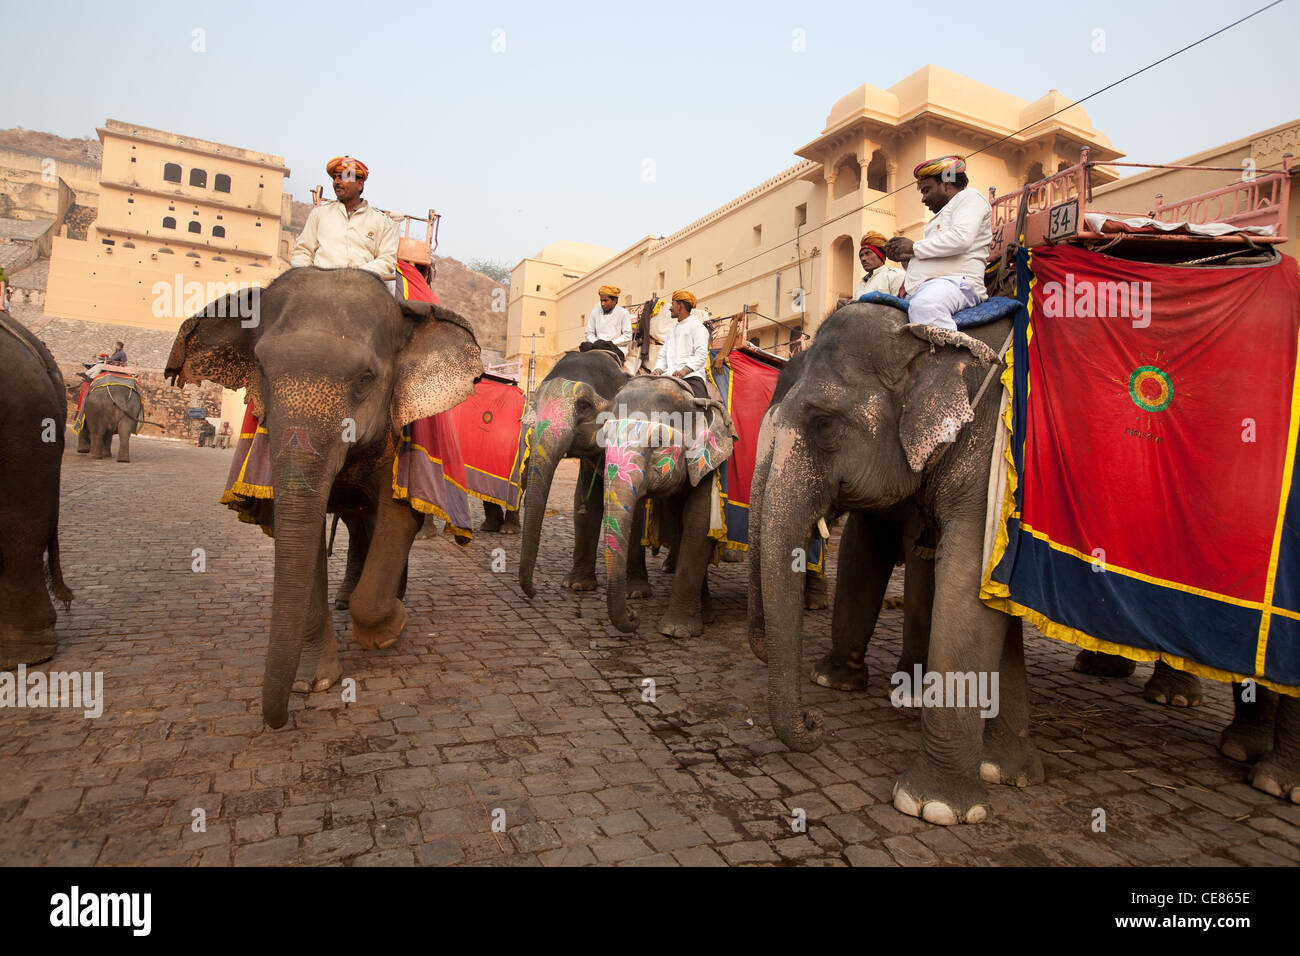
left=1025, top=161, right=1045, bottom=186
left=832, top=155, right=861, bottom=200
left=163, top=163, right=181, bottom=183
left=832, top=234, right=855, bottom=301
left=214, top=173, right=231, bottom=193
left=212, top=225, right=226, bottom=238
left=189, top=168, right=207, bottom=188
left=866, top=149, right=888, bottom=192
left=162, top=217, right=176, bottom=229
left=188, top=221, right=201, bottom=234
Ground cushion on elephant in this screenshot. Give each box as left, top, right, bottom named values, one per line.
left=856, top=291, right=1021, bottom=329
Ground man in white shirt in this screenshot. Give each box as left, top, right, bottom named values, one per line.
left=885, top=156, right=992, bottom=331
left=290, top=156, right=399, bottom=281
left=582, top=284, right=633, bottom=361
left=651, top=290, right=710, bottom=399
left=854, top=231, right=905, bottom=299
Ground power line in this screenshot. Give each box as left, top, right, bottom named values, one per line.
left=674, top=0, right=1286, bottom=297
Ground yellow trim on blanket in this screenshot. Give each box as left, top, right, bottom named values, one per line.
left=1256, top=333, right=1300, bottom=672
left=389, top=452, right=473, bottom=541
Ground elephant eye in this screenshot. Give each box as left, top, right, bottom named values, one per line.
left=807, top=412, right=840, bottom=448
left=352, top=371, right=377, bottom=400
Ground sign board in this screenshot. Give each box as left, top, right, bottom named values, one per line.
left=187, top=408, right=208, bottom=419
left=1047, top=199, right=1079, bottom=242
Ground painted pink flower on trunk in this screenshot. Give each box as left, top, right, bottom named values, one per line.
left=605, top=443, right=641, bottom=485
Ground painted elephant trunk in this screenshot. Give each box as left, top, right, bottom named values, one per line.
left=603, top=444, right=650, bottom=633
left=761, top=423, right=826, bottom=752
left=518, top=421, right=570, bottom=598
left=262, top=429, right=340, bottom=729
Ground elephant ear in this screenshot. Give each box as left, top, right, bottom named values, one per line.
left=165, top=288, right=265, bottom=412
left=684, top=400, right=736, bottom=487
left=392, top=303, right=484, bottom=427
left=898, top=326, right=997, bottom=473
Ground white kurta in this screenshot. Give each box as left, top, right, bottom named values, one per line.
left=903, top=188, right=992, bottom=298
left=652, top=316, right=709, bottom=381
left=854, top=267, right=906, bottom=299
left=585, top=304, right=633, bottom=348
left=290, top=200, right=399, bottom=279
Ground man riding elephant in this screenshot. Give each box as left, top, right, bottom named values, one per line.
left=651, top=290, right=710, bottom=400
left=290, top=155, right=398, bottom=282
left=582, top=284, right=633, bottom=364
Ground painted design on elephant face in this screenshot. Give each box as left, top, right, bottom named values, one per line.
left=686, top=427, right=718, bottom=471
left=536, top=396, right=563, bottom=425
left=652, top=445, right=681, bottom=479
left=278, top=427, right=322, bottom=459
left=605, top=443, right=641, bottom=484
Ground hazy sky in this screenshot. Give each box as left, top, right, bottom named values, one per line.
left=5, top=0, right=1297, bottom=266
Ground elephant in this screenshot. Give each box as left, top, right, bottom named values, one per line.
left=0, top=312, right=74, bottom=667
left=165, top=267, right=482, bottom=728
left=1074, top=651, right=1204, bottom=707
left=753, top=301, right=1040, bottom=824
left=71, top=378, right=144, bottom=462
left=600, top=374, right=735, bottom=638
left=480, top=501, right=520, bottom=534
left=1219, top=683, right=1300, bottom=803
left=518, top=348, right=650, bottom=598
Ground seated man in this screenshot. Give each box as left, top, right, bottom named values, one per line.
left=215, top=422, right=233, bottom=449
left=290, top=156, right=398, bottom=283
left=108, top=341, right=127, bottom=366
left=580, top=284, right=633, bottom=362
left=885, top=156, right=992, bottom=331
left=854, top=232, right=905, bottom=298
left=651, top=290, right=710, bottom=400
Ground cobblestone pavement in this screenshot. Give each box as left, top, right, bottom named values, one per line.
left=1, top=436, right=1298, bottom=867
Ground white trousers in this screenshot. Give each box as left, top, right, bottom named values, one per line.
left=905, top=276, right=982, bottom=331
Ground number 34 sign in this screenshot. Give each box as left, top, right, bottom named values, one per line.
left=1048, top=199, right=1079, bottom=241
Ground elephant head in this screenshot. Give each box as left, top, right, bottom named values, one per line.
left=756, top=303, right=1002, bottom=753
left=166, top=267, right=481, bottom=728
left=518, top=350, right=626, bottom=597
left=599, top=376, right=734, bottom=632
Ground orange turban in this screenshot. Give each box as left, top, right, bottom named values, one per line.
left=598, top=285, right=621, bottom=298
left=860, top=231, right=888, bottom=260
left=326, top=156, right=369, bottom=181
left=913, top=155, right=965, bottom=181
left=672, top=290, right=697, bottom=309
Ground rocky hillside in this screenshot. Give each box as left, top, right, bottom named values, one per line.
left=0, top=127, right=102, bottom=165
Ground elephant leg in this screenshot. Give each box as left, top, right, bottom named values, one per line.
left=1220, top=682, right=1278, bottom=764
left=293, top=526, right=342, bottom=694
left=892, top=518, right=1001, bottom=826
left=335, top=512, right=372, bottom=610
left=115, top=418, right=131, bottom=462
left=500, top=507, right=521, bottom=535
left=979, top=615, right=1044, bottom=788
left=350, top=485, right=422, bottom=651
left=1073, top=650, right=1137, bottom=678
left=480, top=502, right=504, bottom=533
left=89, top=424, right=106, bottom=459
left=1251, top=694, right=1300, bottom=803
left=700, top=564, right=714, bottom=624
left=658, top=495, right=682, bottom=573
left=564, top=460, right=600, bottom=591
left=898, top=530, right=935, bottom=681
left=658, top=483, right=713, bottom=639
left=627, top=499, right=652, bottom=598
left=76, top=427, right=90, bottom=454
left=811, top=512, right=900, bottom=692
left=1143, top=660, right=1203, bottom=707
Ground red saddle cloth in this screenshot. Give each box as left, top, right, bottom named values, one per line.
left=220, top=260, right=476, bottom=538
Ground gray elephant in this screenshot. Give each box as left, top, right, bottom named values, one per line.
left=1074, top=651, right=1204, bottom=707
left=753, top=302, right=1039, bottom=824
left=518, top=348, right=650, bottom=598
left=600, top=374, right=735, bottom=638
left=1, top=312, right=74, bottom=667
left=71, top=377, right=144, bottom=462
left=166, top=267, right=481, bottom=728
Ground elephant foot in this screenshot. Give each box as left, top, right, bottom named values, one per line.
left=661, top=556, right=676, bottom=574
left=720, top=548, right=742, bottom=563
left=890, top=657, right=926, bottom=706
left=1250, top=755, right=1300, bottom=804
left=291, top=645, right=342, bottom=695
left=76, top=447, right=89, bottom=455
left=811, top=652, right=869, bottom=692
left=1072, top=649, right=1137, bottom=678
left=478, top=518, right=503, bottom=533
left=980, top=726, right=1045, bottom=788
left=499, top=517, right=521, bottom=535
left=627, top=577, right=653, bottom=599
left=1142, top=661, right=1203, bottom=707
left=658, top=611, right=704, bottom=639
left=748, top=628, right=767, bottom=662
left=1219, top=722, right=1275, bottom=764
left=803, top=573, right=829, bottom=610
left=352, top=600, right=407, bottom=651
left=334, top=594, right=351, bottom=611
left=0, top=633, right=57, bottom=670
left=117, top=457, right=130, bottom=463
left=562, top=570, right=598, bottom=592
left=892, top=755, right=990, bottom=826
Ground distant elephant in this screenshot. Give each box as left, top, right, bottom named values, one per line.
left=600, top=374, right=735, bottom=637
left=71, top=378, right=144, bottom=462
left=480, top=501, right=520, bottom=534
left=1074, top=651, right=1204, bottom=707
left=518, top=349, right=650, bottom=598
left=166, top=267, right=482, bottom=729
left=1, top=312, right=73, bottom=666
left=754, top=302, right=1038, bottom=825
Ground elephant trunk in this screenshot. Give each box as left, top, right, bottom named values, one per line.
left=603, top=444, right=650, bottom=633
left=747, top=408, right=778, bottom=661
left=262, top=427, right=342, bottom=729
left=761, top=421, right=825, bottom=753
left=518, top=422, right=570, bottom=598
